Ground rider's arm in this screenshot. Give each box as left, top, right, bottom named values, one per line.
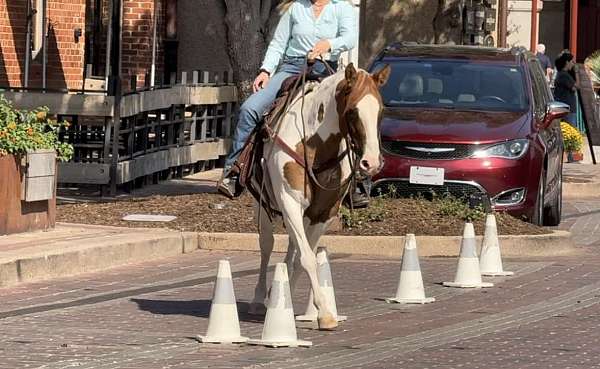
left=260, top=9, right=293, bottom=75
left=327, top=3, right=357, bottom=55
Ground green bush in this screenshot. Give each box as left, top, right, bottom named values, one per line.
left=0, top=95, right=73, bottom=161
left=339, top=196, right=388, bottom=229
left=433, top=194, right=485, bottom=222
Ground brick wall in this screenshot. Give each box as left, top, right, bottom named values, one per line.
left=0, top=0, right=86, bottom=90
left=121, top=0, right=165, bottom=90
left=0, top=0, right=165, bottom=92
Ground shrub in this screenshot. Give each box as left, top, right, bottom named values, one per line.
left=560, top=121, right=583, bottom=153
left=433, top=194, right=486, bottom=222
left=0, top=95, right=73, bottom=161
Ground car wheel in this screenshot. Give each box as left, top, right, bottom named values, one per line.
left=532, top=169, right=545, bottom=226
left=543, top=167, right=562, bottom=226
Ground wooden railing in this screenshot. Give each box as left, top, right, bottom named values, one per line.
left=3, top=71, right=238, bottom=194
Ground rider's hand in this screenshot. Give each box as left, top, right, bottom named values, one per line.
left=253, top=72, right=270, bottom=92
left=308, top=39, right=331, bottom=60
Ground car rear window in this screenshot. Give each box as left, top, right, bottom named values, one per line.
left=372, top=60, right=529, bottom=112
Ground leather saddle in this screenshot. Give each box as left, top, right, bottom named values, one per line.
left=229, top=72, right=320, bottom=202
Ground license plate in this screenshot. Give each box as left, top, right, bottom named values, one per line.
left=409, top=166, right=445, bottom=186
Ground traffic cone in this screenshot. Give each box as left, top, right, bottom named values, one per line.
left=296, top=247, right=347, bottom=322
left=197, top=260, right=248, bottom=344
left=247, top=263, right=312, bottom=347
left=386, top=234, right=435, bottom=304
left=443, top=222, right=494, bottom=288
left=480, top=214, right=514, bottom=277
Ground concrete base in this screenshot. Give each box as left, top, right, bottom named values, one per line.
left=385, top=297, right=436, bottom=304
left=197, top=335, right=248, bottom=344
left=443, top=281, right=494, bottom=288
left=481, top=271, right=514, bottom=277
left=246, top=339, right=312, bottom=348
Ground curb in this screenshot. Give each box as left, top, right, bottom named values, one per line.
left=0, top=224, right=198, bottom=288
left=0, top=224, right=576, bottom=288
left=563, top=183, right=600, bottom=199
left=198, top=230, right=577, bottom=258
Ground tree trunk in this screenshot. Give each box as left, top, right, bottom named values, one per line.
left=222, top=0, right=283, bottom=99
left=433, top=0, right=464, bottom=45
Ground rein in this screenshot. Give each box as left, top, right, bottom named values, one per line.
left=298, top=56, right=358, bottom=193
left=256, top=56, right=360, bottom=223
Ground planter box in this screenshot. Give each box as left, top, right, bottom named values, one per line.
left=0, top=151, right=57, bottom=236
left=563, top=151, right=584, bottom=162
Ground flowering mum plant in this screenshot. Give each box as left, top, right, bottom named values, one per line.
left=0, top=95, right=73, bottom=161
left=560, top=121, right=583, bottom=153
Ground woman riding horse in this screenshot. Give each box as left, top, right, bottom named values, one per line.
left=249, top=62, right=391, bottom=330
left=218, top=0, right=357, bottom=197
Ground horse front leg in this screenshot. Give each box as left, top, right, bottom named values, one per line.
left=280, top=199, right=337, bottom=330
left=289, top=220, right=329, bottom=293
left=249, top=205, right=274, bottom=315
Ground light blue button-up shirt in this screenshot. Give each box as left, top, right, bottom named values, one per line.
left=260, top=0, right=357, bottom=74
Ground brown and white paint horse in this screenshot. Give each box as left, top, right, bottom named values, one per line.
left=250, top=63, right=391, bottom=330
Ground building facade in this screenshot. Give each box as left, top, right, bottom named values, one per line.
left=0, top=0, right=170, bottom=92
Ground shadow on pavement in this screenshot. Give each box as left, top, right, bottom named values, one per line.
left=131, top=298, right=266, bottom=323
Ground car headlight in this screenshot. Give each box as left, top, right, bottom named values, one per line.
left=472, top=139, right=529, bottom=159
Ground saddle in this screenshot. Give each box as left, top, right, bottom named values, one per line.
left=228, top=73, right=319, bottom=215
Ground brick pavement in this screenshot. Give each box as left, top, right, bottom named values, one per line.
left=1, top=198, right=600, bottom=368
left=0, top=249, right=599, bottom=368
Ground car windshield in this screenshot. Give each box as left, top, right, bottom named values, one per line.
left=373, top=60, right=529, bottom=112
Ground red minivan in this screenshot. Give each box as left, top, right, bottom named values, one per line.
left=370, top=44, right=569, bottom=226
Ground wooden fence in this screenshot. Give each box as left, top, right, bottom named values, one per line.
left=3, top=71, right=238, bottom=194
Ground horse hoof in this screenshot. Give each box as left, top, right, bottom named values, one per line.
left=248, top=302, right=267, bottom=316
left=318, top=314, right=338, bottom=330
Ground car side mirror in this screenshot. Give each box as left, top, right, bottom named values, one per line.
left=542, top=101, right=570, bottom=128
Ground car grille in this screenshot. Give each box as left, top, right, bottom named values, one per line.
left=381, top=141, right=477, bottom=160
left=372, top=180, right=486, bottom=199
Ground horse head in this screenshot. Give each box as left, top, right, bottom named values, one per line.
left=336, top=63, right=391, bottom=177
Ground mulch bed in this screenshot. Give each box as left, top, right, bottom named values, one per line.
left=57, top=192, right=550, bottom=236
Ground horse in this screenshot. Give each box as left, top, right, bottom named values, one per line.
left=248, top=62, right=391, bottom=330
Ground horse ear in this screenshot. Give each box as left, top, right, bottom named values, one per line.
left=345, top=63, right=358, bottom=86
left=371, top=64, right=391, bottom=87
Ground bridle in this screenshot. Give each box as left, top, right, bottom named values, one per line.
left=258, top=55, right=370, bottom=217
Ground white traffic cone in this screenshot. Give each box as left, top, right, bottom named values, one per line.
left=443, top=222, right=494, bottom=288
left=248, top=263, right=312, bottom=347
left=296, top=247, right=347, bottom=322
left=386, top=234, right=435, bottom=304
left=197, top=260, right=248, bottom=344
left=480, top=214, right=514, bottom=277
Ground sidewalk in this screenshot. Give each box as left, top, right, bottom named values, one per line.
left=563, top=162, right=600, bottom=198
left=0, top=224, right=197, bottom=288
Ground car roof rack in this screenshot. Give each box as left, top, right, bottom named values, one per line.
left=384, top=41, right=419, bottom=52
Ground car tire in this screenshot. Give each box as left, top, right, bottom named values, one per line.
left=543, top=165, right=563, bottom=226
left=532, top=169, right=545, bottom=226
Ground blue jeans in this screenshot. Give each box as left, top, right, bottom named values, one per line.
left=223, top=57, right=337, bottom=174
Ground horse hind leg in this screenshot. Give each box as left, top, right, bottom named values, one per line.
left=249, top=206, right=274, bottom=316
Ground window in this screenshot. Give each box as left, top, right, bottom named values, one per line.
left=528, top=59, right=549, bottom=117
left=372, top=60, right=529, bottom=112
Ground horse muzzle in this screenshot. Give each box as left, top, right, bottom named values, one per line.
left=358, top=154, right=384, bottom=177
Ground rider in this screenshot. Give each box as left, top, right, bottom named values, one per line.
left=217, top=0, right=357, bottom=198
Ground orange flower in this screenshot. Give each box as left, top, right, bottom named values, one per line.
left=36, top=111, right=47, bottom=121
left=27, top=127, right=34, bottom=136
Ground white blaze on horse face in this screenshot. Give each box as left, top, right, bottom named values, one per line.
left=356, top=94, right=382, bottom=176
